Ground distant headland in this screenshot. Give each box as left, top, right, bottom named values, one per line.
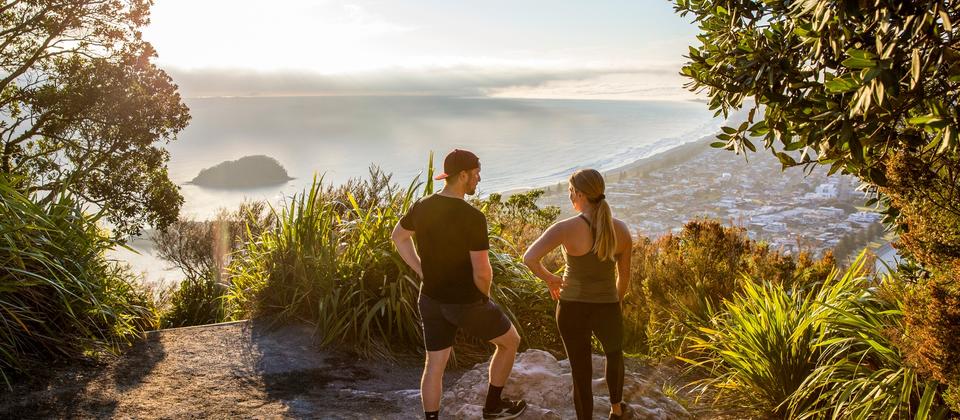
left=188, top=155, right=294, bottom=189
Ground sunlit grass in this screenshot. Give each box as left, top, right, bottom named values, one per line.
left=0, top=176, right=157, bottom=389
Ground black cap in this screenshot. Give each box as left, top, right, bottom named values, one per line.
left=434, top=149, right=480, bottom=180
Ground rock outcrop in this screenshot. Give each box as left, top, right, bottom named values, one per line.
left=441, top=349, right=691, bottom=419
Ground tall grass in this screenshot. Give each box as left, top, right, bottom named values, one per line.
left=160, top=277, right=229, bottom=328
left=788, top=267, right=949, bottom=419
left=683, top=252, right=949, bottom=418
left=0, top=176, right=157, bottom=388
left=227, top=173, right=424, bottom=358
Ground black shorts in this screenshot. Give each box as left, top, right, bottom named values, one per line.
left=418, top=293, right=512, bottom=351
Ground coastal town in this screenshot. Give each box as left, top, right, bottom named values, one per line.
left=537, top=140, right=886, bottom=260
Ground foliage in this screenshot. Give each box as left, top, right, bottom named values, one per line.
left=159, top=277, right=228, bottom=328
left=623, top=219, right=832, bottom=356
left=685, top=253, right=949, bottom=418
left=0, top=176, right=157, bottom=388
left=0, top=0, right=191, bottom=237
left=682, top=273, right=826, bottom=416
left=226, top=172, right=424, bottom=359
left=486, top=238, right=562, bottom=355
left=674, top=0, right=960, bottom=403
left=474, top=190, right=561, bottom=253
left=153, top=201, right=271, bottom=328
left=903, top=261, right=960, bottom=412
left=789, top=263, right=949, bottom=419
left=675, top=0, right=959, bottom=215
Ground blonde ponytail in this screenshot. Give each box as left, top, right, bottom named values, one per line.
left=592, top=199, right=617, bottom=261
left=569, top=169, right=617, bottom=261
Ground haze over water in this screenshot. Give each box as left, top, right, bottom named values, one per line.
left=167, top=96, right=722, bottom=220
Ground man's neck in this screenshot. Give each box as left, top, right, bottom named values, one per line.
left=439, top=184, right=466, bottom=199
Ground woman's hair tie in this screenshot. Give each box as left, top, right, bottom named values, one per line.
left=589, top=194, right=605, bottom=203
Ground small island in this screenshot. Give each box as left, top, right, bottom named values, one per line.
left=189, top=155, right=293, bottom=189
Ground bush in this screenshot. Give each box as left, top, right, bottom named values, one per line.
left=902, top=261, right=960, bottom=414
left=684, top=253, right=950, bottom=418
left=153, top=200, right=271, bottom=328
left=160, top=277, right=229, bottom=328
left=155, top=200, right=271, bottom=284
left=0, top=177, right=158, bottom=388
left=623, top=219, right=832, bottom=356
left=790, top=265, right=950, bottom=419
left=227, top=172, right=423, bottom=359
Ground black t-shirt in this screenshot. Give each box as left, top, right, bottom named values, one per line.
left=399, top=194, right=489, bottom=303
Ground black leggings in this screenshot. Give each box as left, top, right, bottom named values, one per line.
left=556, top=300, right=624, bottom=420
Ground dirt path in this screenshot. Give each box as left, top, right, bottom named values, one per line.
left=0, top=320, right=459, bottom=419
left=1, top=320, right=734, bottom=419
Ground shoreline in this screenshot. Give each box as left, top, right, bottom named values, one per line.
left=497, top=134, right=715, bottom=198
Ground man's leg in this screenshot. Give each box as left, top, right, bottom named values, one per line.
left=422, top=347, right=453, bottom=414
left=488, top=324, right=520, bottom=386
left=458, top=299, right=526, bottom=418
left=418, top=293, right=457, bottom=418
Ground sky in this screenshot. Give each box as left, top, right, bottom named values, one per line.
left=142, top=1, right=703, bottom=100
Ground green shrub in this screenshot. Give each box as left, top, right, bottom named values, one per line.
left=684, top=253, right=951, bottom=418
left=487, top=238, right=562, bottom=354
left=788, top=265, right=950, bottom=419
left=160, top=277, right=229, bottom=328
left=227, top=173, right=423, bottom=358
left=0, top=176, right=158, bottom=388
left=681, top=270, right=829, bottom=416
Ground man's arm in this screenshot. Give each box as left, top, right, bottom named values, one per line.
left=470, top=250, right=493, bottom=297
left=391, top=222, right=422, bottom=279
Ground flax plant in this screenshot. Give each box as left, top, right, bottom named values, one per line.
left=0, top=176, right=157, bottom=388
left=227, top=173, right=424, bottom=359
left=684, top=253, right=949, bottom=418
left=787, top=268, right=948, bottom=419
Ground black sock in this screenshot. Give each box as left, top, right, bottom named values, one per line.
left=424, top=410, right=439, bottom=419
left=484, top=384, right=504, bottom=410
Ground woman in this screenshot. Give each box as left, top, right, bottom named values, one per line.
left=523, top=169, right=632, bottom=420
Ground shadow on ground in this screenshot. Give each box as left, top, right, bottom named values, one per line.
left=0, top=333, right=166, bottom=419
left=0, top=319, right=458, bottom=419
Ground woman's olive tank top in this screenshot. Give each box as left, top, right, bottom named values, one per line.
left=559, top=214, right=619, bottom=303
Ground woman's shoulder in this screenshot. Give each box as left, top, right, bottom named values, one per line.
left=557, top=215, right=590, bottom=229
left=545, top=216, right=584, bottom=234
left=612, top=218, right=631, bottom=236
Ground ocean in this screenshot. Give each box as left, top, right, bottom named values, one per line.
left=166, top=96, right=722, bottom=219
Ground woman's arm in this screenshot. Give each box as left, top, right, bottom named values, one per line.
left=615, top=221, right=633, bottom=301
left=523, top=223, right=565, bottom=300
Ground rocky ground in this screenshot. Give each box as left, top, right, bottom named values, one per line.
left=1, top=320, right=719, bottom=419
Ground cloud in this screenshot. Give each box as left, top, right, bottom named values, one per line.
left=164, top=64, right=694, bottom=100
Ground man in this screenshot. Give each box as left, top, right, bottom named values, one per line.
left=392, top=149, right=526, bottom=420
